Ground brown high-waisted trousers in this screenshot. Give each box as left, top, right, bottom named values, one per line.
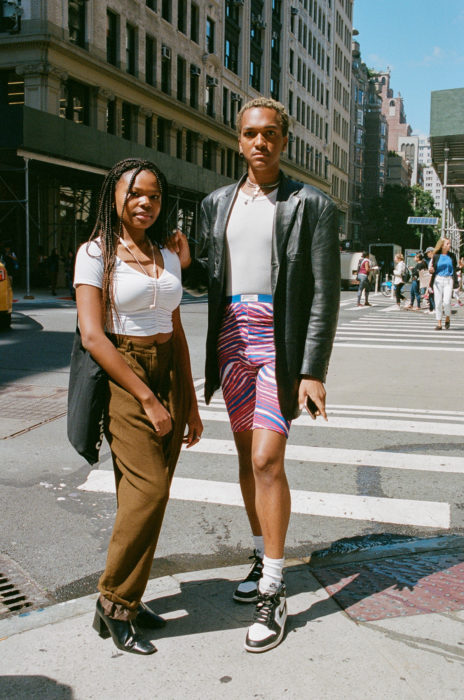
left=98, top=335, right=189, bottom=619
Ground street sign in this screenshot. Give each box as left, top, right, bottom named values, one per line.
left=407, top=217, right=439, bottom=225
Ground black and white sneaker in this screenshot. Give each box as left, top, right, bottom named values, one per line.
left=233, top=550, right=263, bottom=603
left=244, top=583, right=287, bottom=653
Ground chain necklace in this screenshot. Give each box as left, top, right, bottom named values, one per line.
left=244, top=176, right=281, bottom=204
left=118, top=236, right=159, bottom=309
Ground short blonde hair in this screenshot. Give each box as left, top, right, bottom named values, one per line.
left=237, top=97, right=289, bottom=137
left=395, top=253, right=404, bottom=261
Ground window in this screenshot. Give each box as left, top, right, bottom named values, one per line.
left=107, top=11, right=118, bottom=66
left=270, top=76, right=279, bottom=101
left=203, top=140, right=212, bottom=170
left=250, top=60, right=260, bottom=91
left=106, top=100, right=116, bottom=135
left=145, top=116, right=153, bottom=147
left=122, top=102, right=133, bottom=140
left=146, top=36, right=156, bottom=85
left=225, top=38, right=239, bottom=73
left=289, top=49, right=294, bottom=75
left=191, top=3, right=199, bottom=42
left=126, top=24, right=137, bottom=75
left=162, top=0, right=172, bottom=22
left=186, top=130, right=195, bottom=163
left=223, top=86, right=229, bottom=124
left=206, top=17, right=215, bottom=53
left=177, top=56, right=186, bottom=102
left=161, top=48, right=171, bottom=94
left=205, top=78, right=215, bottom=117
left=190, top=66, right=199, bottom=108
left=68, top=0, right=86, bottom=48
left=146, top=0, right=157, bottom=9
left=176, top=130, right=183, bottom=159
left=157, top=117, right=168, bottom=153
left=288, top=90, right=293, bottom=116
left=178, top=0, right=187, bottom=32
left=59, top=79, right=89, bottom=125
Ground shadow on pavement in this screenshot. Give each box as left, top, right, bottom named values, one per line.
left=0, top=312, right=74, bottom=387
left=0, top=676, right=74, bottom=699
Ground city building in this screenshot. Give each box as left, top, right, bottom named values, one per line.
left=386, top=152, right=411, bottom=188
left=371, top=70, right=411, bottom=153
left=361, top=76, right=388, bottom=240
left=430, top=87, right=464, bottom=255
left=419, top=136, right=442, bottom=211
left=397, top=134, right=420, bottom=186
left=329, top=0, right=353, bottom=239
left=0, top=0, right=352, bottom=286
left=347, top=36, right=368, bottom=247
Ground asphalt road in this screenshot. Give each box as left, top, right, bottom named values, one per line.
left=1, top=290, right=463, bottom=606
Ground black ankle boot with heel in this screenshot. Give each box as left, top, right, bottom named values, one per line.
left=93, top=599, right=157, bottom=655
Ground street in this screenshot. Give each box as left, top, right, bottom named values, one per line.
left=1, top=291, right=463, bottom=607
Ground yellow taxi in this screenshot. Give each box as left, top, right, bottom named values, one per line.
left=0, top=260, right=13, bottom=329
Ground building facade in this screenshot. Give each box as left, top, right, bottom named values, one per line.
left=0, top=0, right=353, bottom=283
left=371, top=70, right=411, bottom=153
left=347, top=37, right=367, bottom=247
left=419, top=136, right=442, bottom=211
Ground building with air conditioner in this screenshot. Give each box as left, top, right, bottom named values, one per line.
left=0, top=0, right=352, bottom=286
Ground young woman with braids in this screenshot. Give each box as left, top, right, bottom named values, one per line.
left=74, top=158, right=202, bottom=655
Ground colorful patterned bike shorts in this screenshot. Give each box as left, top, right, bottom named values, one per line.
left=217, top=296, right=291, bottom=437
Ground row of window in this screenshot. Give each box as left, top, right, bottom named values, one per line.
left=288, top=135, right=329, bottom=179
left=332, top=174, right=347, bottom=200
left=291, top=1, right=330, bottom=39
left=334, top=77, right=350, bottom=112
left=333, top=110, right=349, bottom=142
left=290, top=93, right=328, bottom=143
left=334, top=44, right=350, bottom=84
left=290, top=55, right=329, bottom=106
left=332, top=142, right=348, bottom=173
left=335, top=11, right=351, bottom=51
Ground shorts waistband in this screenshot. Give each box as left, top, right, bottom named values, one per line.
left=226, top=294, right=273, bottom=303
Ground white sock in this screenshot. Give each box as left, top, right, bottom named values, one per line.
left=259, top=555, right=284, bottom=593
left=253, top=535, right=264, bottom=559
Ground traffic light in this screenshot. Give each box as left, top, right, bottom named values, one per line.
left=0, top=0, right=22, bottom=33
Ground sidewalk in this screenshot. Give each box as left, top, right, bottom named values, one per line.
left=1, top=537, right=464, bottom=699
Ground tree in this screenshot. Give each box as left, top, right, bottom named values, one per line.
left=409, top=185, right=441, bottom=248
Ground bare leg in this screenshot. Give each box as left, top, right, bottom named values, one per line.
left=251, top=429, right=290, bottom=559
left=234, top=430, right=262, bottom=536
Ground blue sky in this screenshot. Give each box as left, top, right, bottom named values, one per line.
left=353, top=0, right=464, bottom=136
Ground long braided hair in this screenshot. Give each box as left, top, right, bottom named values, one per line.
left=88, top=158, right=169, bottom=326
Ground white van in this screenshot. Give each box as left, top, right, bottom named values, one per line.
left=340, top=252, right=379, bottom=290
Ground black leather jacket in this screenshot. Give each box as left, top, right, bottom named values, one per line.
left=182, top=172, right=340, bottom=420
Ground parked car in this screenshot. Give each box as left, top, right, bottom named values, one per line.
left=0, top=260, right=13, bottom=329
left=340, top=252, right=379, bottom=290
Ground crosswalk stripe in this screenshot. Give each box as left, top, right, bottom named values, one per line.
left=184, top=438, right=462, bottom=473
left=199, top=409, right=464, bottom=435
left=77, top=471, right=450, bottom=528
left=333, top=342, right=464, bottom=351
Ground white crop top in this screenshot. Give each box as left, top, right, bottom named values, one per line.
left=225, top=188, right=276, bottom=296
left=74, top=239, right=183, bottom=335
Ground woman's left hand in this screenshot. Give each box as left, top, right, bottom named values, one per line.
left=183, top=406, right=203, bottom=448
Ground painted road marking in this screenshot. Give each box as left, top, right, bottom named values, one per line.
left=198, top=410, right=464, bottom=436
left=332, top=343, right=464, bottom=351
left=78, top=472, right=450, bottom=528
left=180, top=438, right=463, bottom=474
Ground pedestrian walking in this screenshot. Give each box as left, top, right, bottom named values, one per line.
left=64, top=249, right=75, bottom=300
left=429, top=237, right=458, bottom=330
left=407, top=252, right=427, bottom=310
left=392, top=253, right=406, bottom=308
left=171, top=98, right=340, bottom=653
left=47, top=248, right=60, bottom=295
left=356, top=251, right=371, bottom=307
left=424, top=246, right=435, bottom=313
left=73, top=158, right=202, bottom=655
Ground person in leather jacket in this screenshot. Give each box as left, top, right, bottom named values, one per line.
left=171, top=98, right=340, bottom=653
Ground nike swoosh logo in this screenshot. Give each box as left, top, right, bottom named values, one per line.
left=275, top=602, right=287, bottom=626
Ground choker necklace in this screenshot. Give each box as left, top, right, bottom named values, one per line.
left=244, top=176, right=281, bottom=204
